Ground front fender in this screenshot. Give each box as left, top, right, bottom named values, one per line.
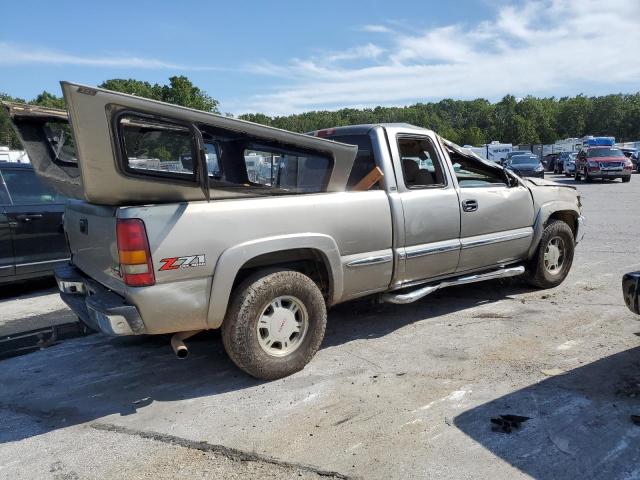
left=205, top=233, right=343, bottom=329
left=527, top=201, right=580, bottom=258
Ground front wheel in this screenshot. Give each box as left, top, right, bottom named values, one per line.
left=527, top=220, right=575, bottom=289
left=622, top=176, right=631, bottom=183
left=584, top=167, right=593, bottom=183
left=222, top=269, right=327, bottom=380
left=574, top=168, right=581, bottom=182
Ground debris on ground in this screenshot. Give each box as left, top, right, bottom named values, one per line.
left=631, top=415, right=640, bottom=426
left=490, top=414, right=531, bottom=433
left=541, top=368, right=566, bottom=376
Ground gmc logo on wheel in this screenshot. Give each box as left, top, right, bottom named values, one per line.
left=159, top=255, right=206, bottom=271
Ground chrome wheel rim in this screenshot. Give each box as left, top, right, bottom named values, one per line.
left=544, top=236, right=565, bottom=275
left=257, top=296, right=308, bottom=357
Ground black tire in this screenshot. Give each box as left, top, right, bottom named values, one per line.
left=222, top=269, right=327, bottom=380
left=574, top=168, right=581, bottom=182
left=527, top=220, right=575, bottom=289
left=622, top=176, right=631, bottom=183
left=584, top=167, right=592, bottom=183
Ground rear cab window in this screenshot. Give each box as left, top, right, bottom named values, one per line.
left=323, top=134, right=378, bottom=190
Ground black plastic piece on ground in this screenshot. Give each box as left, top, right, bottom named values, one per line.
left=631, top=415, right=640, bottom=426
left=0, top=322, right=92, bottom=360
left=490, top=414, right=531, bottom=433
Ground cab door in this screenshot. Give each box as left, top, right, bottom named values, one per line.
left=388, top=129, right=461, bottom=285
left=1, top=166, right=69, bottom=276
left=0, top=179, right=14, bottom=279
left=441, top=140, right=535, bottom=272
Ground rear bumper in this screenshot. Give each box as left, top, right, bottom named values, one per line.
left=56, top=264, right=145, bottom=336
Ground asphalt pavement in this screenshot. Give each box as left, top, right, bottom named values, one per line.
left=1, top=173, right=639, bottom=479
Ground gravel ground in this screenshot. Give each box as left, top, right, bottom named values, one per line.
left=0, top=173, right=639, bottom=479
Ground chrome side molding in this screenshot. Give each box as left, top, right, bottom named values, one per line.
left=346, top=255, right=393, bottom=268
left=381, top=265, right=525, bottom=304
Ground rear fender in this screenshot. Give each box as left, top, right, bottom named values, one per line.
left=206, top=233, right=343, bottom=329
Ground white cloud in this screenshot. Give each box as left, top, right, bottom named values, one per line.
left=361, top=24, right=392, bottom=33
left=235, top=0, right=640, bottom=115
left=0, top=42, right=221, bottom=71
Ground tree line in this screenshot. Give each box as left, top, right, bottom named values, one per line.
left=2, top=76, right=639, bottom=150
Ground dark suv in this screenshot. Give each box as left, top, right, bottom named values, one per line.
left=574, top=147, right=633, bottom=183
left=0, top=162, right=69, bottom=283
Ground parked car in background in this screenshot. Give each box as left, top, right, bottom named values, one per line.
left=574, top=146, right=633, bottom=183
left=563, top=153, right=577, bottom=177
left=554, top=152, right=572, bottom=174
left=505, top=154, right=545, bottom=178
left=620, top=148, right=639, bottom=172
left=543, top=153, right=560, bottom=171
left=0, top=162, right=69, bottom=283
left=622, top=271, right=640, bottom=315
left=502, top=150, right=532, bottom=166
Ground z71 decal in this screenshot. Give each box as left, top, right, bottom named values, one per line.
left=159, top=254, right=206, bottom=271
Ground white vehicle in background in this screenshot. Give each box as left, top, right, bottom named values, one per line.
left=0, top=146, right=30, bottom=163
left=464, top=141, right=512, bottom=164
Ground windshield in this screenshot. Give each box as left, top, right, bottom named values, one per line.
left=588, top=148, right=625, bottom=158
left=511, top=156, right=539, bottom=165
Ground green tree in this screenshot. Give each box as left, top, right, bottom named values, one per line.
left=99, top=76, right=219, bottom=113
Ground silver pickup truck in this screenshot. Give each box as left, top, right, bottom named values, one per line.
left=5, top=83, right=584, bottom=379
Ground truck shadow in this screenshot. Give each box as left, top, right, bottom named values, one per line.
left=453, top=345, right=640, bottom=479
left=1, top=278, right=536, bottom=444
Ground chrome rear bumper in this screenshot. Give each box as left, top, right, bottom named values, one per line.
left=56, top=264, right=145, bottom=336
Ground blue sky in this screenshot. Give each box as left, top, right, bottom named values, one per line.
left=1, top=0, right=638, bottom=115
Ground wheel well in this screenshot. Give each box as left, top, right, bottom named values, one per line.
left=547, top=210, right=577, bottom=237
left=233, top=249, right=332, bottom=301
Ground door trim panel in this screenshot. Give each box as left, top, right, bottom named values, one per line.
left=461, top=228, right=533, bottom=250
left=405, top=239, right=461, bottom=259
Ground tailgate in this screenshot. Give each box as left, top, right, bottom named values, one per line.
left=64, top=201, right=125, bottom=295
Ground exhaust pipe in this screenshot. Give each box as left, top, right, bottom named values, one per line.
left=170, top=330, right=202, bottom=359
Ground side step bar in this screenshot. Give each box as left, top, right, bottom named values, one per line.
left=381, top=266, right=525, bottom=305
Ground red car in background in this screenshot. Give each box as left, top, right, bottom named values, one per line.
left=574, top=146, right=633, bottom=183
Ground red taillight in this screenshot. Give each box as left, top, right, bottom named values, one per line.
left=314, top=128, right=336, bottom=138
left=116, top=218, right=155, bottom=287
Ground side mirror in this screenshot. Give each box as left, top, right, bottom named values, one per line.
left=622, top=272, right=640, bottom=315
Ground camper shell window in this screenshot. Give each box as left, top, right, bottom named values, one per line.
left=116, top=113, right=199, bottom=183
left=198, top=124, right=334, bottom=198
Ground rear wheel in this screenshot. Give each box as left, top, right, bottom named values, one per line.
left=222, top=269, right=327, bottom=380
left=527, top=220, right=575, bottom=289
left=584, top=167, right=592, bottom=183
left=622, top=176, right=631, bottom=183
left=574, top=168, right=581, bottom=182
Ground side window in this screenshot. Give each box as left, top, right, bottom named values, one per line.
left=119, top=114, right=196, bottom=179
left=1, top=169, right=64, bottom=205
left=243, top=147, right=331, bottom=194
left=452, top=157, right=507, bottom=187
left=398, top=136, right=446, bottom=189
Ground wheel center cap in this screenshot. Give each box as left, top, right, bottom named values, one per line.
left=548, top=245, right=560, bottom=264
left=271, top=308, right=296, bottom=340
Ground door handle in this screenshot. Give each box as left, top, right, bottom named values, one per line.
left=16, top=214, right=43, bottom=222
left=462, top=199, right=478, bottom=212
